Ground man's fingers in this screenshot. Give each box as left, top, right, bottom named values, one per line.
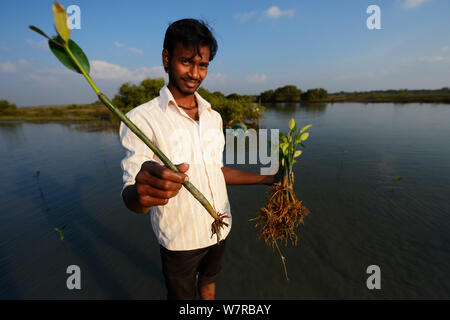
left=136, top=183, right=180, bottom=199
left=142, top=161, right=188, bottom=183
left=136, top=173, right=183, bottom=191
left=176, top=163, right=190, bottom=174
left=138, top=195, right=169, bottom=207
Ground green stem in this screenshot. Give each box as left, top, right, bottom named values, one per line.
left=64, top=46, right=223, bottom=238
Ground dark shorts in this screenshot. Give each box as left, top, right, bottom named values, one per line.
left=159, top=239, right=227, bottom=300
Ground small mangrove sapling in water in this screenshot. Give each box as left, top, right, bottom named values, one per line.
left=251, top=118, right=311, bottom=280
left=29, top=1, right=229, bottom=243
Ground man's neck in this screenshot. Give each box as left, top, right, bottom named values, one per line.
left=167, top=83, right=196, bottom=108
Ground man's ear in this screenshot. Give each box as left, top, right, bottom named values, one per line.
left=162, top=49, right=169, bottom=70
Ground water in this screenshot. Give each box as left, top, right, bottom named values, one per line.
left=1, top=102, right=449, bottom=299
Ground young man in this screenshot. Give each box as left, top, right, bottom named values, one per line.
left=120, top=19, right=275, bottom=300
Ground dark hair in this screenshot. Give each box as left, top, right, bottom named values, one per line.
left=163, top=18, right=218, bottom=72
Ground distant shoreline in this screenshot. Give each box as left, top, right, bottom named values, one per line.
left=1, top=94, right=449, bottom=123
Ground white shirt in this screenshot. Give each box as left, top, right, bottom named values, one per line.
left=119, top=85, right=231, bottom=250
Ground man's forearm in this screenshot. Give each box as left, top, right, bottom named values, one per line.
left=122, top=184, right=152, bottom=214
left=221, top=166, right=274, bottom=185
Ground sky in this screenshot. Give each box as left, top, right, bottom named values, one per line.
left=0, top=0, right=449, bottom=106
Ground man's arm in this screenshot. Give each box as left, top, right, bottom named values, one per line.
left=122, top=161, right=189, bottom=214
left=221, top=166, right=275, bottom=185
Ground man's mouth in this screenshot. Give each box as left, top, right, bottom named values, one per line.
left=183, top=79, right=199, bottom=88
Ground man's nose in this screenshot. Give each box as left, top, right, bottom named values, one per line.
left=188, top=65, right=200, bottom=80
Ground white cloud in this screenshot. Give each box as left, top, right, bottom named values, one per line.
left=419, top=55, right=445, bottom=62
left=402, top=0, right=431, bottom=8
left=233, top=11, right=256, bottom=22
left=0, top=61, right=16, bottom=73
left=247, top=73, right=267, bottom=82
left=26, top=39, right=48, bottom=50
left=114, top=41, right=124, bottom=48
left=441, top=45, right=450, bottom=52
left=0, top=59, right=30, bottom=73
left=27, top=74, right=59, bottom=85
left=90, top=60, right=165, bottom=81
left=128, top=47, right=144, bottom=55
left=264, top=6, right=294, bottom=19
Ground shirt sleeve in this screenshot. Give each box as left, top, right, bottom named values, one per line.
left=119, top=110, right=155, bottom=197
left=218, top=114, right=225, bottom=168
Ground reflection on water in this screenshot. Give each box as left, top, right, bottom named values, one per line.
left=0, top=102, right=449, bottom=299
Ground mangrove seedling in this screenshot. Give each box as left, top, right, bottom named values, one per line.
left=29, top=1, right=228, bottom=243
left=251, top=118, right=311, bottom=280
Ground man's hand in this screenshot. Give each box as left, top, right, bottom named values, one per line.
left=122, top=161, right=189, bottom=214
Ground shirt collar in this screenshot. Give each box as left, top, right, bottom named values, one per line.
left=159, top=85, right=212, bottom=115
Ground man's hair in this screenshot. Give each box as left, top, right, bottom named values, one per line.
left=163, top=18, right=218, bottom=72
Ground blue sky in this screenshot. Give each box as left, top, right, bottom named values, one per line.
left=0, top=0, right=449, bottom=106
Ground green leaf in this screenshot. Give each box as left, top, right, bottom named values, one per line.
left=289, top=118, right=296, bottom=130
left=294, top=150, right=302, bottom=158
left=280, top=143, right=289, bottom=155
left=281, top=158, right=285, bottom=167
left=300, top=124, right=312, bottom=133
left=29, top=25, right=51, bottom=40
left=300, top=132, right=309, bottom=141
left=49, top=36, right=90, bottom=74
left=52, top=1, right=70, bottom=44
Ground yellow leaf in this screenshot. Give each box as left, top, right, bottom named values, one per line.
left=52, top=1, right=70, bottom=44
left=300, top=124, right=312, bottom=134
left=289, top=118, right=295, bottom=130
left=300, top=132, right=309, bottom=141
left=294, top=150, right=302, bottom=158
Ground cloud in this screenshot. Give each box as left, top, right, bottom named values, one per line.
left=114, top=41, right=124, bottom=48
left=233, top=11, right=256, bottom=22
left=128, top=47, right=144, bottom=55
left=402, top=0, right=432, bottom=8
left=0, top=61, right=17, bottom=73
left=26, top=39, right=48, bottom=50
left=247, top=73, right=267, bottom=82
left=27, top=74, right=59, bottom=85
left=264, top=6, right=294, bottom=19
left=0, top=59, right=30, bottom=73
left=441, top=45, right=450, bottom=52
left=90, top=60, right=165, bottom=81
left=418, top=55, right=446, bottom=62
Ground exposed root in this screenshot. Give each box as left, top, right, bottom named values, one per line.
left=211, top=212, right=230, bottom=244
left=250, top=183, right=310, bottom=279
left=251, top=183, right=310, bottom=247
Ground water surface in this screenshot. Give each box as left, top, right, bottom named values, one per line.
left=1, top=102, right=449, bottom=299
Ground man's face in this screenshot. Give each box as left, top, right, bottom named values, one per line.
left=163, top=42, right=210, bottom=96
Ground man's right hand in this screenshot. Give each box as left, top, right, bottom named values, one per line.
left=122, top=161, right=189, bottom=214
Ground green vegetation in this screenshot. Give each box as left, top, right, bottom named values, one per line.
left=260, top=85, right=450, bottom=103
left=326, top=88, right=450, bottom=103
left=2, top=86, right=449, bottom=123
left=0, top=99, right=109, bottom=122
left=111, top=77, right=264, bottom=127
left=0, top=99, right=18, bottom=115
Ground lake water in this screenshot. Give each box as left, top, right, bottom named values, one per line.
left=1, top=102, right=449, bottom=299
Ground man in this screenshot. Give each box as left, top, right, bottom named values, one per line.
left=120, top=19, right=275, bottom=300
